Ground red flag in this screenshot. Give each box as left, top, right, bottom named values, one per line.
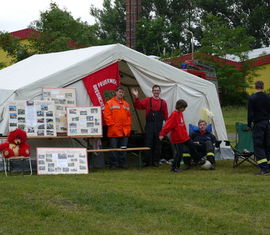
left=83, top=62, right=120, bottom=110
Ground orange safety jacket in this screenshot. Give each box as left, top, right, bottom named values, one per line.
left=103, top=96, right=131, bottom=137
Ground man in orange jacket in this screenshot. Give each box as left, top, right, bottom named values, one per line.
left=103, top=86, right=132, bottom=169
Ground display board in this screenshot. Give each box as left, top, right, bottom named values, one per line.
left=36, top=147, right=88, bottom=175
left=66, top=106, right=102, bottom=137
left=43, top=88, right=76, bottom=133
left=8, top=100, right=56, bottom=136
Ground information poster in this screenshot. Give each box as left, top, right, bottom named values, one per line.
left=36, top=147, right=88, bottom=175
left=8, top=100, right=56, bottom=137
left=43, top=88, right=76, bottom=133
left=66, top=106, right=102, bottom=137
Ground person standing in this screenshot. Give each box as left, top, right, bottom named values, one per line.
left=247, top=80, right=270, bottom=175
left=131, top=85, right=168, bottom=167
left=104, top=86, right=132, bottom=169
left=159, top=99, right=199, bottom=172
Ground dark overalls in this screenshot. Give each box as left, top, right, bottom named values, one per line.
left=248, top=91, right=270, bottom=171
left=144, top=98, right=163, bottom=166
left=183, top=131, right=216, bottom=166
left=252, top=120, right=270, bottom=170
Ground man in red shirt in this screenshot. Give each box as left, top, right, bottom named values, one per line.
left=131, top=85, right=168, bottom=167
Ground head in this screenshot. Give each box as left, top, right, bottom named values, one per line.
left=115, top=86, right=125, bottom=100
left=255, top=80, right=264, bottom=90
left=198, top=120, right=207, bottom=132
left=7, top=128, right=27, bottom=145
left=152, top=85, right=161, bottom=98
left=175, top=99, right=188, bottom=112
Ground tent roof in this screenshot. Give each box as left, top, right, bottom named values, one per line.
left=0, top=44, right=115, bottom=91
left=0, top=43, right=211, bottom=94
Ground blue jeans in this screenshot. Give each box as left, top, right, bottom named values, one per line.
left=110, top=137, right=128, bottom=167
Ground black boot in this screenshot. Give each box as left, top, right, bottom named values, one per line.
left=170, top=167, right=182, bottom=173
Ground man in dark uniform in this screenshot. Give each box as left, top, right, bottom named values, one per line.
left=183, top=120, right=216, bottom=169
left=131, top=85, right=168, bottom=167
left=248, top=80, right=270, bottom=175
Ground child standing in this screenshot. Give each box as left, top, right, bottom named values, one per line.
left=159, top=99, right=199, bottom=172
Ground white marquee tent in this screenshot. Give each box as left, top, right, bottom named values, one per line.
left=0, top=43, right=232, bottom=159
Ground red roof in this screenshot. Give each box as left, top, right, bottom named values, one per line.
left=164, top=52, right=270, bottom=70
left=9, top=28, right=81, bottom=49
left=10, top=28, right=40, bottom=40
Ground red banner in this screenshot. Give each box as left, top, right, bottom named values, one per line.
left=83, top=62, right=120, bottom=110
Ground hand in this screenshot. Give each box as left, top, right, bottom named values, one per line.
left=131, top=88, right=139, bottom=98
left=159, top=136, right=164, bottom=141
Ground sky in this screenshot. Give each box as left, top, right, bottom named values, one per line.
left=0, top=0, right=104, bottom=32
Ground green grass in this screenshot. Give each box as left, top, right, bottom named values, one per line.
left=1, top=161, right=270, bottom=235
left=1, top=106, right=264, bottom=234
left=222, top=106, right=247, bottom=134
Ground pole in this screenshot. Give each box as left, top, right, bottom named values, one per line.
left=185, top=29, right=194, bottom=60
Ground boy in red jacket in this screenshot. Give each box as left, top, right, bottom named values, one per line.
left=159, top=99, right=199, bottom=172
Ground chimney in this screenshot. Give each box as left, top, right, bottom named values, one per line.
left=126, top=0, right=141, bottom=49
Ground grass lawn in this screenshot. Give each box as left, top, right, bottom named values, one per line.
left=1, top=106, right=267, bottom=235
left=1, top=161, right=270, bottom=235
left=222, top=106, right=247, bottom=134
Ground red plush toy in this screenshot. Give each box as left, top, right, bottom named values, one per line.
left=0, top=129, right=30, bottom=159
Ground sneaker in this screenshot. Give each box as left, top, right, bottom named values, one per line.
left=255, top=169, right=270, bottom=176
left=170, top=168, right=182, bottom=173
left=159, top=159, right=168, bottom=165
left=197, top=159, right=206, bottom=165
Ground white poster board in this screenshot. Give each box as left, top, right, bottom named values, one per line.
left=66, top=106, right=102, bottom=137
left=43, top=88, right=76, bottom=133
left=36, top=147, right=88, bottom=175
left=8, top=100, right=56, bottom=136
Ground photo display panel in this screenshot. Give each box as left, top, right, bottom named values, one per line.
left=8, top=100, right=56, bottom=136
left=36, top=147, right=88, bottom=175
left=66, top=106, right=102, bottom=137
left=43, top=88, right=76, bottom=133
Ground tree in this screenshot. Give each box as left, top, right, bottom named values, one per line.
left=0, top=31, right=33, bottom=63
left=137, top=0, right=202, bottom=56
left=90, top=0, right=126, bottom=44
left=199, top=15, right=257, bottom=105
left=196, top=0, right=270, bottom=48
left=30, top=2, right=98, bottom=53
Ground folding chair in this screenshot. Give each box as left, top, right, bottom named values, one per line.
left=225, top=122, right=257, bottom=168
left=1, top=154, right=32, bottom=176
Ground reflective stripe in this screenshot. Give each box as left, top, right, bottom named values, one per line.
left=123, top=106, right=130, bottom=110
left=110, top=106, right=120, bottom=109
left=268, top=160, right=270, bottom=164
left=257, top=158, right=267, bottom=164
left=183, top=153, right=191, bottom=157
left=207, top=152, right=214, bottom=156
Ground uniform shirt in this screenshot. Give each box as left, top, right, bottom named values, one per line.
left=191, top=130, right=216, bottom=144
left=103, top=96, right=131, bottom=137
left=134, top=97, right=168, bottom=120
left=159, top=111, right=190, bottom=144
left=247, top=91, right=270, bottom=127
